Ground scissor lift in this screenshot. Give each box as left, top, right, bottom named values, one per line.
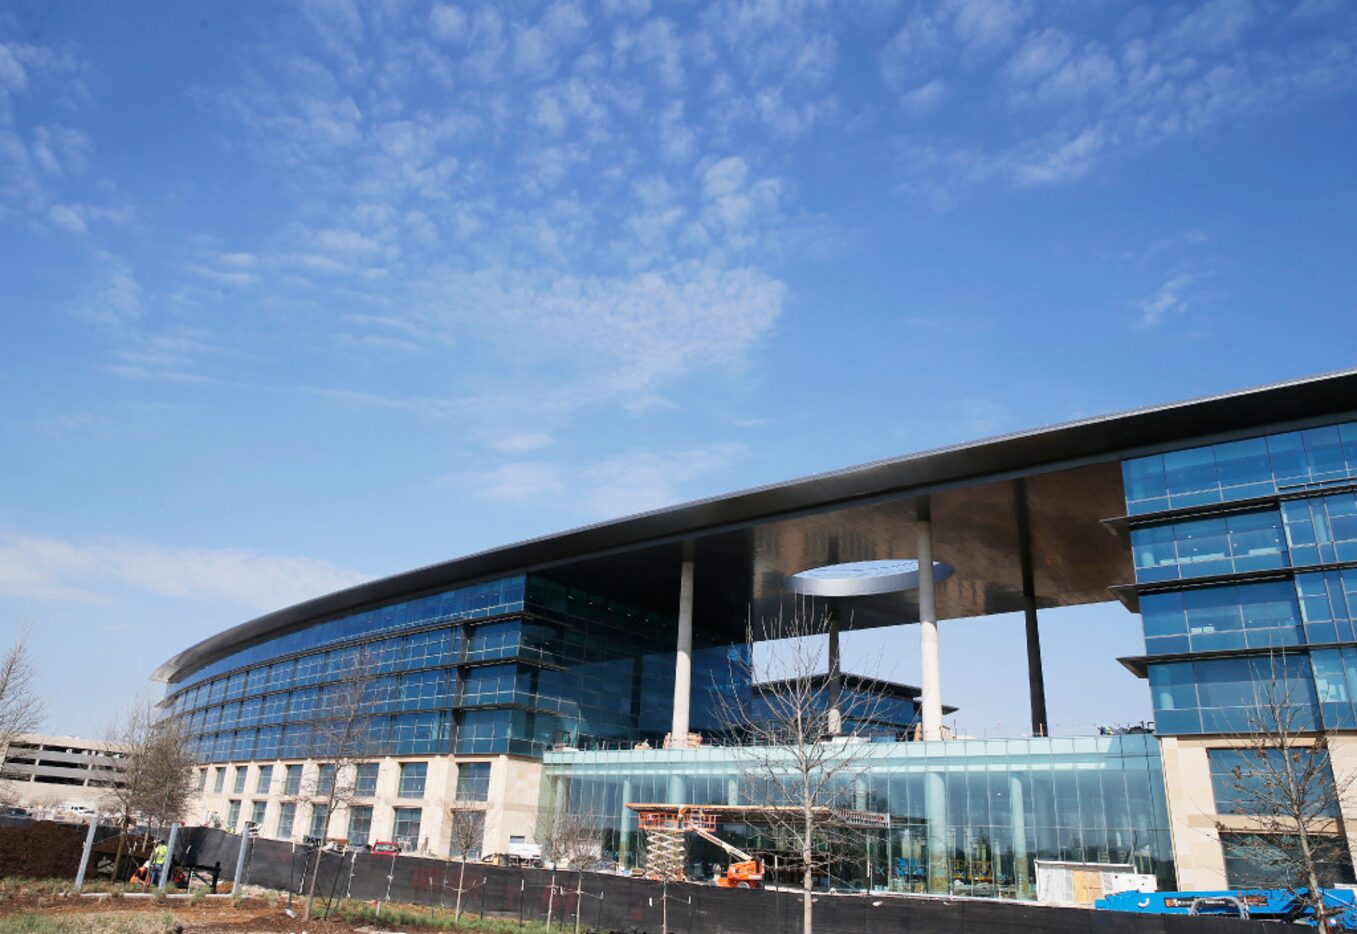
left=635, top=807, right=764, bottom=888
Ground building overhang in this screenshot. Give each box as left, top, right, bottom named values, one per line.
left=155, top=369, right=1357, bottom=685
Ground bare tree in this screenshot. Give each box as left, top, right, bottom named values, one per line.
left=713, top=602, right=893, bottom=934
left=297, top=647, right=380, bottom=921
left=104, top=694, right=196, bottom=881
left=446, top=804, right=486, bottom=919
left=1213, top=654, right=1356, bottom=925
left=0, top=628, right=45, bottom=754
left=536, top=801, right=604, bottom=871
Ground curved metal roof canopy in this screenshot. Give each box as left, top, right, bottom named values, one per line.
left=155, top=369, right=1357, bottom=684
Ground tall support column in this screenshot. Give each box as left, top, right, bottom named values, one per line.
left=1015, top=479, right=1049, bottom=737
left=917, top=506, right=943, bottom=741
left=826, top=601, right=843, bottom=736
left=670, top=547, right=695, bottom=745
left=619, top=777, right=633, bottom=869
left=924, top=770, right=948, bottom=894
left=1010, top=774, right=1030, bottom=897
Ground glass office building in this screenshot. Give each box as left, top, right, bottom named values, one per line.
left=167, top=575, right=746, bottom=763
left=543, top=735, right=1174, bottom=898
left=1124, top=420, right=1357, bottom=735
left=154, top=371, right=1357, bottom=884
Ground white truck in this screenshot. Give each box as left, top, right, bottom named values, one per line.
left=507, top=841, right=542, bottom=866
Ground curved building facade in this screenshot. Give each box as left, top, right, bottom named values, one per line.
left=159, top=370, right=1357, bottom=897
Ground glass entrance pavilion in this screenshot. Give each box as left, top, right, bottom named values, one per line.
left=542, top=734, right=1174, bottom=898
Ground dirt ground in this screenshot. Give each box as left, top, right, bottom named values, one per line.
left=0, top=890, right=433, bottom=932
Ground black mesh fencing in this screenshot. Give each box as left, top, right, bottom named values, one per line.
left=179, top=827, right=1270, bottom=933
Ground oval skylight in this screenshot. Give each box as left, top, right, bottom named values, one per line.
left=786, top=558, right=955, bottom=597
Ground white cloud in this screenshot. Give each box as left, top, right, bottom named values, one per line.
left=614, top=18, right=684, bottom=89
left=0, top=528, right=369, bottom=611
left=428, top=4, right=468, bottom=42
left=580, top=443, right=745, bottom=516
left=888, top=1, right=1357, bottom=205
left=1134, top=273, right=1197, bottom=328
left=899, top=77, right=947, bottom=112
left=458, top=462, right=566, bottom=503
left=486, top=431, right=556, bottom=453
left=47, top=203, right=85, bottom=234
left=72, top=252, right=142, bottom=329
left=452, top=442, right=746, bottom=518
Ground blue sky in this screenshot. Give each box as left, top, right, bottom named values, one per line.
left=1, top=0, right=1355, bottom=737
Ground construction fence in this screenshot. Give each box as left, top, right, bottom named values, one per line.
left=177, top=827, right=1268, bottom=934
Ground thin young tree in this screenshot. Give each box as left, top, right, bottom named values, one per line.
left=536, top=800, right=604, bottom=871
left=299, top=646, right=381, bottom=921
left=104, top=695, right=196, bottom=881
left=714, top=601, right=893, bottom=934
left=1213, top=653, right=1356, bottom=926
left=0, top=628, right=45, bottom=753
left=446, top=804, right=486, bottom=919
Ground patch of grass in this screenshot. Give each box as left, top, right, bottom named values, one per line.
left=320, top=898, right=571, bottom=933
left=0, top=878, right=71, bottom=897
left=0, top=912, right=179, bottom=934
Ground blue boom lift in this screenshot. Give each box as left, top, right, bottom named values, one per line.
left=1097, top=888, right=1357, bottom=927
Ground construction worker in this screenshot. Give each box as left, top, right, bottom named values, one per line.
left=150, top=839, right=169, bottom=885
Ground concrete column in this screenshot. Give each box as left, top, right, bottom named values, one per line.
left=826, top=603, right=843, bottom=736
left=924, top=770, right=948, bottom=894
left=670, top=555, right=695, bottom=744
left=917, top=513, right=943, bottom=741
left=1010, top=775, right=1029, bottom=897
left=1015, top=479, right=1049, bottom=737
left=619, top=777, right=633, bottom=868
left=667, top=772, right=686, bottom=805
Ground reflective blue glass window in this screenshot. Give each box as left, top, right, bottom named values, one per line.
left=269, top=660, right=294, bottom=690
left=455, top=709, right=512, bottom=754
left=294, top=653, right=325, bottom=686
left=282, top=723, right=311, bottom=758
left=1131, top=511, right=1286, bottom=583
left=355, top=763, right=379, bottom=797
left=1149, top=656, right=1319, bottom=735
left=231, top=730, right=255, bottom=760
left=256, top=726, right=281, bottom=759
left=1222, top=832, right=1355, bottom=888
left=262, top=692, right=288, bottom=723
left=391, top=807, right=422, bottom=848
left=461, top=665, right=518, bottom=706
left=466, top=622, right=522, bottom=662
left=1163, top=448, right=1220, bottom=508
left=1209, top=748, right=1339, bottom=817
left=456, top=762, right=491, bottom=801
left=171, top=574, right=525, bottom=690
left=240, top=696, right=262, bottom=727
left=398, top=762, right=426, bottom=798
left=1121, top=421, right=1357, bottom=519
left=225, top=672, right=247, bottom=700
left=390, top=712, right=448, bottom=755
left=1284, top=493, right=1357, bottom=567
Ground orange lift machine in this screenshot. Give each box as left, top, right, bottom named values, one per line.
left=632, top=805, right=765, bottom=889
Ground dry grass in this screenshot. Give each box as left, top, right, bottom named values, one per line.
left=0, top=911, right=178, bottom=933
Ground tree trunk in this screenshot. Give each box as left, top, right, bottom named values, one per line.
left=1299, top=829, right=1328, bottom=926
left=303, top=789, right=338, bottom=921
left=802, top=808, right=814, bottom=934
left=547, top=870, right=556, bottom=927
left=112, top=816, right=129, bottom=884
left=455, top=857, right=467, bottom=920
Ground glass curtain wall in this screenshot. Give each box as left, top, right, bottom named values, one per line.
left=169, top=573, right=750, bottom=763
left=1124, top=418, right=1357, bottom=736
left=541, top=735, right=1173, bottom=901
